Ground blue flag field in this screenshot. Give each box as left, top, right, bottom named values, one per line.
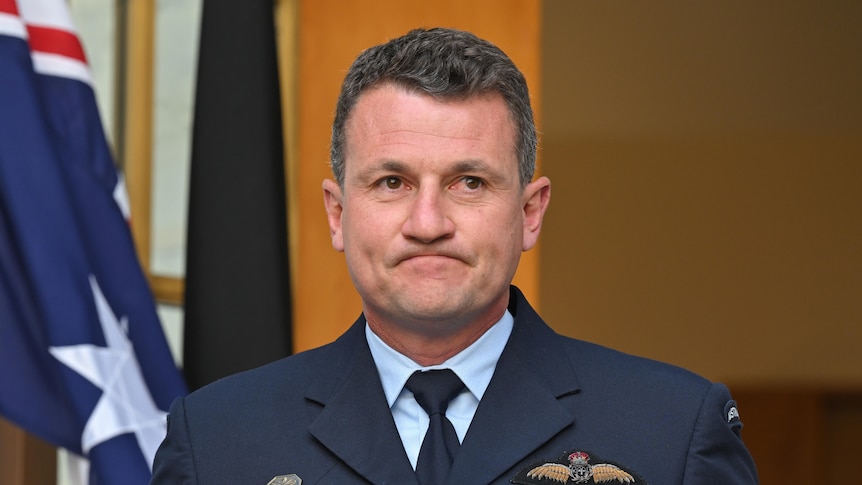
left=0, top=0, right=187, bottom=483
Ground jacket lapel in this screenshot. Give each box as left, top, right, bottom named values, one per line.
left=448, top=287, right=582, bottom=484
left=306, top=319, right=419, bottom=485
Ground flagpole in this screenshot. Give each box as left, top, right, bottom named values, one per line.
left=119, top=0, right=156, bottom=271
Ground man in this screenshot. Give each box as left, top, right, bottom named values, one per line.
left=151, top=28, right=757, bottom=484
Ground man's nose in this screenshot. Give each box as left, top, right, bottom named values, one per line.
left=401, top=188, right=455, bottom=243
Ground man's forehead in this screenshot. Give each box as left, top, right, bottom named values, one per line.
left=346, top=84, right=513, bottom=128
left=343, top=87, right=517, bottom=152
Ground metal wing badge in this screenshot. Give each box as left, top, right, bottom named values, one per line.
left=512, top=450, right=648, bottom=484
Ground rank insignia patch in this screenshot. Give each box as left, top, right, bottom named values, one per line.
left=512, top=450, right=648, bottom=484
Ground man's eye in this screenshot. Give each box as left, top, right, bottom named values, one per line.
left=463, top=176, right=483, bottom=190
left=383, top=177, right=402, bottom=189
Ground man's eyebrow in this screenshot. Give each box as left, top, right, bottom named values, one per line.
left=350, top=159, right=407, bottom=184
left=378, top=159, right=408, bottom=172
left=353, top=158, right=507, bottom=182
left=376, top=159, right=492, bottom=174
left=451, top=159, right=493, bottom=174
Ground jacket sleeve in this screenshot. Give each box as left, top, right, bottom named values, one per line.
left=150, top=397, right=197, bottom=485
left=682, top=382, right=759, bottom=484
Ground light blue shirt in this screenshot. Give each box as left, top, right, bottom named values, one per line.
left=365, top=311, right=514, bottom=469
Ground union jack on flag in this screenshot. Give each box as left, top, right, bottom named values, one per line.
left=0, top=0, right=187, bottom=483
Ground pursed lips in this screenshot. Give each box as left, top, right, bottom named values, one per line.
left=397, top=246, right=466, bottom=260
left=395, top=252, right=468, bottom=272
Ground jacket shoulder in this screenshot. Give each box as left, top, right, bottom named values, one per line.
left=181, top=334, right=353, bottom=419
left=564, top=336, right=712, bottom=390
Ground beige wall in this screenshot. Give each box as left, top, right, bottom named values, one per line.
left=540, top=0, right=862, bottom=386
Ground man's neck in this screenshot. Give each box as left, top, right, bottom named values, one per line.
left=366, top=311, right=505, bottom=367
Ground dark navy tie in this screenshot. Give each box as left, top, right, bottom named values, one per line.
left=405, top=369, right=465, bottom=485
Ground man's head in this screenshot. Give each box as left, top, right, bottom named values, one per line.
left=330, top=27, right=537, bottom=189
left=323, top=28, right=550, bottom=365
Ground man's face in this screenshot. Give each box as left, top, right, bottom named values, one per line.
left=323, top=84, right=549, bottom=338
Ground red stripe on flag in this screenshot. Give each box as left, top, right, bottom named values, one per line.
left=0, top=0, right=19, bottom=16
left=26, top=25, right=86, bottom=63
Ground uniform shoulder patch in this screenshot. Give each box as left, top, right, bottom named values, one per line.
left=724, top=399, right=743, bottom=435
left=511, top=450, right=648, bottom=484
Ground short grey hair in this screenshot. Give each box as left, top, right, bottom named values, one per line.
left=330, top=27, right=537, bottom=188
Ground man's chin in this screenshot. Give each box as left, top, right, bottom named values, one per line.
left=391, top=293, right=468, bottom=321
left=392, top=291, right=491, bottom=326
left=400, top=299, right=463, bottom=320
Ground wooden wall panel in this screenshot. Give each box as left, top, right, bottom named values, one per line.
left=289, top=0, right=542, bottom=352
left=0, top=418, right=55, bottom=485
left=733, top=390, right=823, bottom=484
left=822, top=394, right=862, bottom=484
left=732, top=389, right=862, bottom=485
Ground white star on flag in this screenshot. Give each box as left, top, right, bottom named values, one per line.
left=49, top=275, right=168, bottom=469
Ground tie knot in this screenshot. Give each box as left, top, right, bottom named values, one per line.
left=405, top=369, right=465, bottom=416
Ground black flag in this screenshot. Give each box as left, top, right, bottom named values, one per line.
left=183, top=0, right=291, bottom=391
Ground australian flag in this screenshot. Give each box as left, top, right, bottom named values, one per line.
left=0, top=0, right=187, bottom=483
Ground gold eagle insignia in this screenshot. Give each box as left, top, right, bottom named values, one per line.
left=527, top=451, right=635, bottom=484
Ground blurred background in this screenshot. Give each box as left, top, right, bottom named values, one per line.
left=1, top=1, right=859, bottom=484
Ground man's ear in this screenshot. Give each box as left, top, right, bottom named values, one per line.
left=322, top=179, right=345, bottom=252
left=521, top=176, right=551, bottom=251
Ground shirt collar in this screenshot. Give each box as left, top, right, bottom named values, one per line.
left=366, top=310, right=514, bottom=408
